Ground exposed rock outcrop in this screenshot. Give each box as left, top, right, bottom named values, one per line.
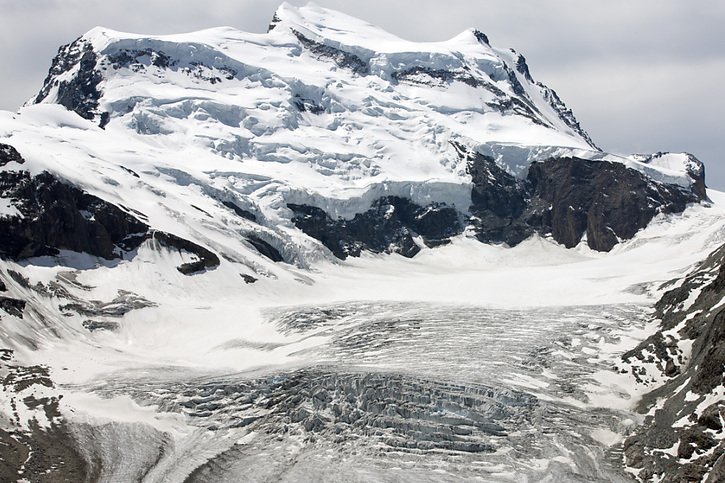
left=526, top=157, right=701, bottom=251
left=0, top=363, right=90, bottom=483
left=622, top=243, right=725, bottom=482
left=82, top=320, right=120, bottom=332
left=464, top=146, right=705, bottom=252
left=537, top=82, right=599, bottom=149
left=464, top=148, right=531, bottom=246
left=34, top=38, right=103, bottom=122
left=289, top=196, right=461, bottom=259
left=392, top=65, right=502, bottom=92
left=0, top=164, right=148, bottom=260
left=0, top=146, right=225, bottom=276
left=0, top=144, right=24, bottom=167
left=150, top=231, right=220, bottom=274
left=60, top=290, right=156, bottom=317
left=290, top=147, right=705, bottom=260
left=107, top=46, right=238, bottom=85
left=292, top=30, right=369, bottom=75
left=0, top=296, right=26, bottom=318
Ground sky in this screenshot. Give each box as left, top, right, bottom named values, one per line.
left=1, top=0, right=724, bottom=187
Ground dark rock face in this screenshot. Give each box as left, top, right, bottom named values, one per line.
left=82, top=320, right=120, bottom=332
left=539, top=85, right=599, bottom=149
left=107, top=48, right=173, bottom=70
left=240, top=274, right=258, bottom=284
left=150, top=231, right=220, bottom=274
left=34, top=38, right=102, bottom=122
left=246, top=236, right=284, bottom=263
left=463, top=147, right=531, bottom=246
left=60, top=290, right=156, bottom=317
left=506, top=51, right=598, bottom=149
left=267, top=13, right=282, bottom=32
left=465, top=149, right=705, bottom=252
left=0, top=363, right=91, bottom=483
left=292, top=30, right=368, bottom=75
left=0, top=169, right=148, bottom=260
left=0, top=144, right=24, bottom=167
left=473, top=30, right=490, bottom=45
left=0, top=296, right=26, bottom=318
left=392, top=66, right=501, bottom=92
left=527, top=157, right=700, bottom=251
left=287, top=149, right=703, bottom=260
left=622, top=243, right=725, bottom=482
left=33, top=37, right=244, bottom=127
left=107, top=47, right=238, bottom=85
left=289, top=196, right=461, bottom=259
left=0, top=147, right=225, bottom=277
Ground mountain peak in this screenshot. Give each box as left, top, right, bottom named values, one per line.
left=31, top=4, right=599, bottom=160
left=26, top=3, right=707, bottom=208
left=269, top=2, right=496, bottom=58
left=270, top=2, right=404, bottom=43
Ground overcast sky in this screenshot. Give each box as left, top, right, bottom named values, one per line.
left=1, top=0, right=724, bottom=187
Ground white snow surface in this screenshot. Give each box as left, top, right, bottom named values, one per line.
left=0, top=197, right=21, bottom=218
left=0, top=189, right=724, bottom=386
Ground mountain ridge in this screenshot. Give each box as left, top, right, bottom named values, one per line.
left=13, top=3, right=707, bottom=262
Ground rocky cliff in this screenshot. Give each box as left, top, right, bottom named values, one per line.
left=289, top=145, right=706, bottom=257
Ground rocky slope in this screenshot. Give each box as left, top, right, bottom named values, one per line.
left=621, top=243, right=725, bottom=482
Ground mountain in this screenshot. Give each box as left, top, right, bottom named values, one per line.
left=15, top=1, right=706, bottom=261
left=0, top=3, right=723, bottom=482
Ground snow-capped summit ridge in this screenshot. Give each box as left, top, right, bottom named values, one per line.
left=0, top=8, right=722, bottom=480
left=273, top=2, right=414, bottom=44
left=32, top=3, right=599, bottom=159
left=24, top=3, right=708, bottom=194
left=271, top=2, right=493, bottom=53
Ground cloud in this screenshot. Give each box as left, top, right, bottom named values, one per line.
left=1, top=0, right=723, bottom=186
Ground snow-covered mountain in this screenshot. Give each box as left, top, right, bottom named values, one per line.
left=7, top=1, right=707, bottom=262
left=0, top=3, right=723, bottom=482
